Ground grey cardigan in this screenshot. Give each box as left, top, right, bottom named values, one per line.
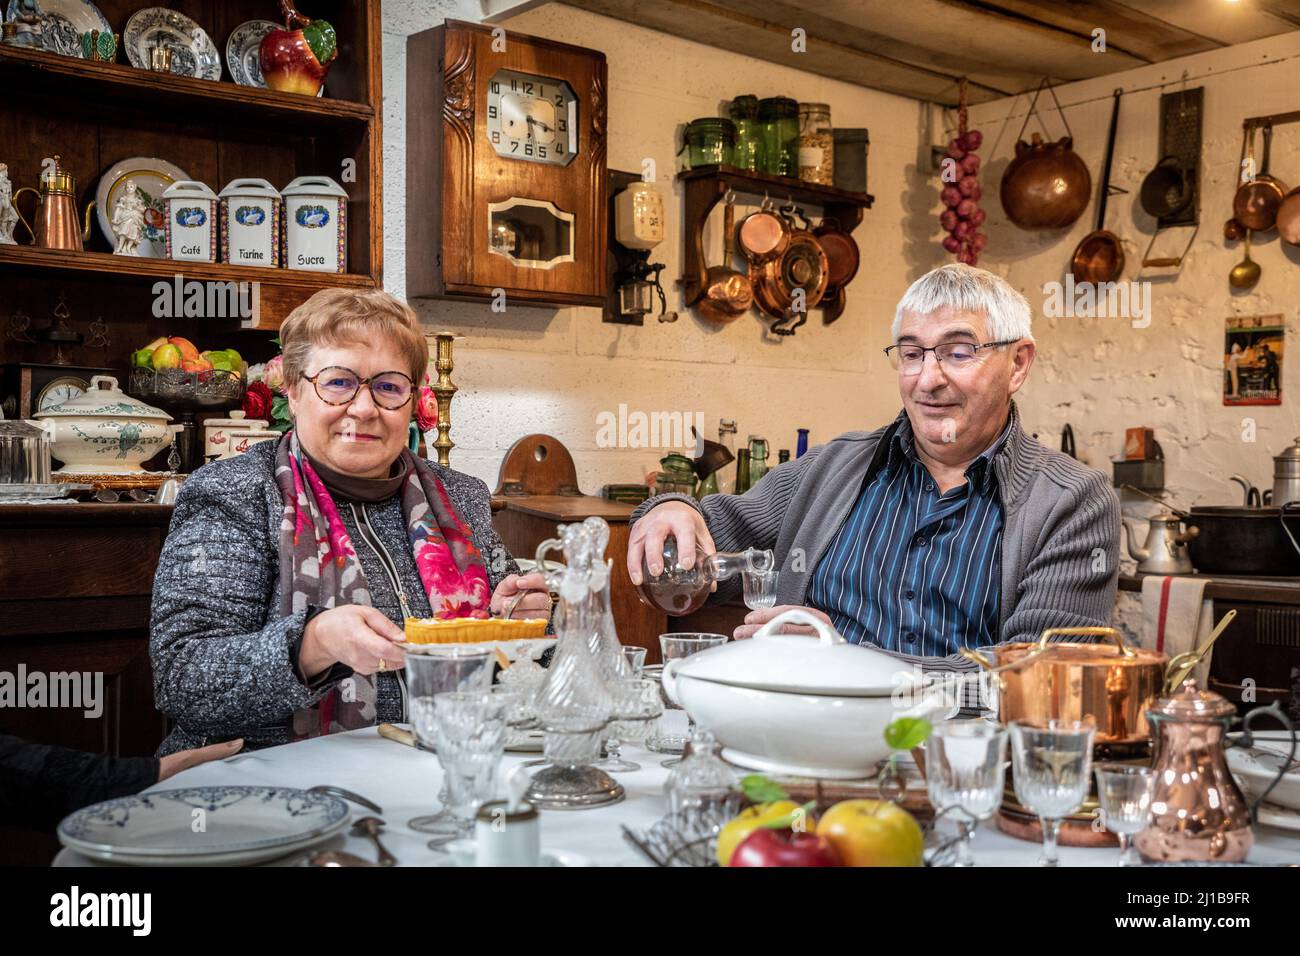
left=631, top=402, right=1121, bottom=676
left=149, top=440, right=519, bottom=756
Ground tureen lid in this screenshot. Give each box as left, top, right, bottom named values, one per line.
left=281, top=175, right=348, bottom=199
left=162, top=179, right=218, bottom=202
left=670, top=609, right=922, bottom=698
left=36, top=375, right=171, bottom=421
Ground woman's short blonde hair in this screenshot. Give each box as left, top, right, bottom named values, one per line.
left=280, top=288, right=429, bottom=387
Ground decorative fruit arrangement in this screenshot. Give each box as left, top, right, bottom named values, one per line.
left=939, top=78, right=986, bottom=266
left=260, top=0, right=337, bottom=97
left=131, top=336, right=243, bottom=377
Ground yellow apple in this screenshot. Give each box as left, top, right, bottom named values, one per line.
left=816, top=799, right=924, bottom=867
left=716, top=800, right=804, bottom=867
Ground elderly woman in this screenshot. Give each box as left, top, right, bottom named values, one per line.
left=150, top=288, right=549, bottom=755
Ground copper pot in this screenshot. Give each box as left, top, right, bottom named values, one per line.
left=735, top=199, right=789, bottom=265
left=1275, top=184, right=1300, bottom=246
left=697, top=193, right=752, bottom=324
left=962, top=627, right=1179, bottom=746
left=1071, top=91, right=1125, bottom=284
left=1233, top=124, right=1287, bottom=233
left=1000, top=133, right=1092, bottom=230
left=751, top=213, right=828, bottom=335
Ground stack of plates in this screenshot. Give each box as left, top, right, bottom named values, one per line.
left=57, top=786, right=350, bottom=866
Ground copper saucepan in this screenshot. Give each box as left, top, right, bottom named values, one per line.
left=960, top=625, right=1228, bottom=747
left=1070, top=89, right=1124, bottom=284
left=1233, top=124, right=1287, bottom=232
left=1275, top=184, right=1300, bottom=246
left=697, top=191, right=753, bottom=324
left=736, top=198, right=790, bottom=265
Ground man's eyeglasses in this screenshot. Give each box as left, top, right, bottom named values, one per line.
left=302, top=366, right=414, bottom=409
left=883, top=339, right=1020, bottom=375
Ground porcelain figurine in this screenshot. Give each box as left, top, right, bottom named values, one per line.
left=110, top=180, right=147, bottom=255
left=0, top=164, right=19, bottom=245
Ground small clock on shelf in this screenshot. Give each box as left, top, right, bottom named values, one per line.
left=2, top=363, right=114, bottom=419
left=406, top=20, right=608, bottom=307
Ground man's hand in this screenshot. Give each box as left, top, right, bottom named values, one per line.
left=490, top=572, right=552, bottom=619
left=733, top=604, right=833, bottom=640
left=158, top=738, right=244, bottom=782
left=627, top=502, right=715, bottom=585
left=298, top=605, right=407, bottom=680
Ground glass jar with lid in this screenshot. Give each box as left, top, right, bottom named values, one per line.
left=727, top=95, right=766, bottom=173
left=683, top=117, right=736, bottom=168
left=798, top=102, right=834, bottom=184
left=757, top=97, right=799, bottom=177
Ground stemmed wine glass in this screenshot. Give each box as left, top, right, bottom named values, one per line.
left=1010, top=719, right=1096, bottom=867
left=430, top=690, right=508, bottom=839
left=925, top=720, right=1008, bottom=866
left=648, top=633, right=728, bottom=768
left=1094, top=763, right=1154, bottom=866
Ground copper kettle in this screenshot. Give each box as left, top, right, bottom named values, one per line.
left=1135, top=681, right=1296, bottom=863
left=13, top=156, right=97, bottom=251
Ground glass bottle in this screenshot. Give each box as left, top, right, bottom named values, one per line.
left=757, top=97, right=799, bottom=177
left=797, top=102, right=834, bottom=184
left=717, top=418, right=737, bottom=494
left=778, top=449, right=790, bottom=465
left=734, top=448, right=751, bottom=494
left=664, top=730, right=739, bottom=821
left=796, top=428, right=810, bottom=458
left=748, top=436, right=769, bottom=488
left=728, top=95, right=766, bottom=173
left=634, top=537, right=774, bottom=616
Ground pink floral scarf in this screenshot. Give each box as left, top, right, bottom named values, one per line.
left=273, top=431, right=490, bottom=737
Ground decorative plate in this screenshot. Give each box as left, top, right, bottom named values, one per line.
left=122, top=7, right=221, bottom=81
left=94, top=155, right=190, bottom=258
left=58, top=785, right=351, bottom=865
left=3, top=0, right=110, bottom=58
left=224, top=19, right=276, bottom=87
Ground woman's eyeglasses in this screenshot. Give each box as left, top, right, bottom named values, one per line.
left=883, top=339, right=1019, bottom=375
left=302, top=366, right=414, bottom=409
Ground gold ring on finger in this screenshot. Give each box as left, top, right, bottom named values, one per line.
left=378, top=657, right=387, bottom=672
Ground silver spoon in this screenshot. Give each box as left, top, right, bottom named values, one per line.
left=351, top=816, right=396, bottom=866
left=309, top=849, right=380, bottom=867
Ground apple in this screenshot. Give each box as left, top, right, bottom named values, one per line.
left=730, top=828, right=841, bottom=868
left=222, top=347, right=243, bottom=367
left=202, top=350, right=234, bottom=373
left=716, top=800, right=802, bottom=866
left=182, top=357, right=214, bottom=373
left=142, top=335, right=168, bottom=353
left=168, top=336, right=200, bottom=363
left=260, top=0, right=336, bottom=97
left=817, top=799, right=924, bottom=867
left=131, top=347, right=156, bottom=370
left=151, top=343, right=183, bottom=369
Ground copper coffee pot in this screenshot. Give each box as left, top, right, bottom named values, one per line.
left=1135, top=681, right=1295, bottom=863
left=12, top=156, right=97, bottom=251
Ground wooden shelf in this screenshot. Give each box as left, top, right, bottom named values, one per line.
left=677, top=165, right=874, bottom=210
left=0, top=45, right=372, bottom=127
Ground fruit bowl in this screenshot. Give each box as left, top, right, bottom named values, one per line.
left=129, top=367, right=245, bottom=411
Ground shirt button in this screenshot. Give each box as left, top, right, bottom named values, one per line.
left=915, top=536, right=927, bottom=547
left=905, top=590, right=915, bottom=600
left=924, top=483, right=934, bottom=492
left=905, top=632, right=916, bottom=644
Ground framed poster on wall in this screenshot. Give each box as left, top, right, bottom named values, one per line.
left=1224, top=314, right=1283, bottom=406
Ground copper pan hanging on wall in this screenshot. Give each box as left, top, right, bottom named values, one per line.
left=1070, top=89, right=1125, bottom=284
left=1000, top=79, right=1092, bottom=230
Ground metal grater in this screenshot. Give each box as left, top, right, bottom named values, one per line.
left=1158, top=87, right=1203, bottom=227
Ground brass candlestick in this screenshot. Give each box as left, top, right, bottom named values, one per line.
left=430, top=332, right=459, bottom=468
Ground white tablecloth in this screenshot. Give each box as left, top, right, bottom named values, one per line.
left=60, top=722, right=1300, bottom=867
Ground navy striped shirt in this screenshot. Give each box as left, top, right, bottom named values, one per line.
left=806, top=415, right=1009, bottom=657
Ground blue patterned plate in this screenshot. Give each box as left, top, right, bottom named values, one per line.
left=3, top=0, right=111, bottom=57
left=58, top=785, right=351, bottom=865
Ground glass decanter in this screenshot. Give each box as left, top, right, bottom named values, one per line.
left=664, top=730, right=740, bottom=822
left=635, top=536, right=774, bottom=616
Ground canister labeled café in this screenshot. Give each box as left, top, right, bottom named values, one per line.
left=282, top=175, right=348, bottom=273
left=203, top=411, right=269, bottom=460
left=162, top=180, right=218, bottom=263
left=219, top=178, right=281, bottom=268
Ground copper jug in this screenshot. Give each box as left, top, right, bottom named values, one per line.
left=13, top=156, right=97, bottom=251
left=1136, top=680, right=1295, bottom=863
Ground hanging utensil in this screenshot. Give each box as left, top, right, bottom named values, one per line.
left=999, top=79, right=1091, bottom=230
left=1274, top=184, right=1300, bottom=246
left=697, top=190, right=753, bottom=324
left=1139, top=155, right=1194, bottom=220
left=813, top=216, right=859, bottom=323
left=1228, top=229, right=1261, bottom=289
left=1070, top=89, right=1125, bottom=283
left=735, top=196, right=789, bottom=264
left=1233, top=123, right=1287, bottom=232
left=754, top=207, right=829, bottom=336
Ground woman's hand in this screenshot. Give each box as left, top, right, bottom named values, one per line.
left=627, top=502, right=715, bottom=586
left=298, top=605, right=407, bottom=680
left=158, top=738, right=244, bottom=782
left=733, top=604, right=833, bottom=641
left=490, top=572, right=552, bottom=619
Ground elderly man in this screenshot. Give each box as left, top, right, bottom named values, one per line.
left=627, top=264, right=1120, bottom=679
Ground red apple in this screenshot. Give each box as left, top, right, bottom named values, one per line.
left=260, top=0, right=336, bottom=97
left=729, top=828, right=841, bottom=868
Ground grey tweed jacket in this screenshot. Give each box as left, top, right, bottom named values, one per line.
left=631, top=401, right=1121, bottom=678
left=149, top=440, right=519, bottom=756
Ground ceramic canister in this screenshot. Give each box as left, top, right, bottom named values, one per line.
left=474, top=801, right=540, bottom=867
left=203, top=410, right=270, bottom=460
left=282, top=175, right=348, bottom=273
left=218, top=178, right=281, bottom=268
left=162, top=180, right=218, bottom=263
left=219, top=427, right=279, bottom=460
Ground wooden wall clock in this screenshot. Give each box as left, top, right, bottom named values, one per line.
left=406, top=20, right=608, bottom=307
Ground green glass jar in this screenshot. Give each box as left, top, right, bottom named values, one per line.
left=728, top=95, right=766, bottom=173
left=684, top=117, right=736, bottom=168
left=757, top=97, right=799, bottom=177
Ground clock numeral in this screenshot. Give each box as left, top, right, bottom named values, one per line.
left=555, top=142, right=565, bottom=155
left=557, top=119, right=567, bottom=133
left=524, top=143, right=534, bottom=157
left=491, top=81, right=499, bottom=94
left=510, top=141, right=519, bottom=152
left=488, top=104, right=497, bottom=119
left=510, top=78, right=518, bottom=91
left=554, top=93, right=563, bottom=106
left=538, top=146, right=547, bottom=159
left=491, top=130, right=501, bottom=144
left=523, top=82, right=533, bottom=95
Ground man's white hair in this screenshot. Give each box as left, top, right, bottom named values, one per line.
left=892, top=264, right=1033, bottom=342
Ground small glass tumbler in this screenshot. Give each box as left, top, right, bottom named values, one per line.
left=742, top=568, right=779, bottom=610
left=1094, top=763, right=1154, bottom=866
left=621, top=645, right=648, bottom=676
left=648, top=633, right=728, bottom=766
left=1010, top=720, right=1096, bottom=867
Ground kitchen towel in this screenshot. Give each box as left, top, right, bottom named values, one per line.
left=1140, top=575, right=1214, bottom=687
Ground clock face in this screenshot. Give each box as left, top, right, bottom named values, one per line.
left=486, top=69, right=578, bottom=166
left=37, top=376, right=89, bottom=412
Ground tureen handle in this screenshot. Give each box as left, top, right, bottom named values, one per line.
left=751, top=608, right=845, bottom=645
